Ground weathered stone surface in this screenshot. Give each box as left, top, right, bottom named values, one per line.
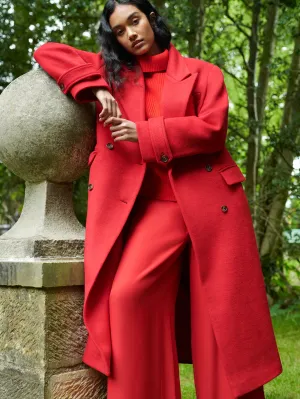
left=0, top=286, right=104, bottom=398
left=0, top=239, right=84, bottom=259
left=45, top=287, right=87, bottom=368
left=0, top=287, right=88, bottom=370
left=0, top=68, right=106, bottom=398
left=0, top=180, right=85, bottom=258
left=0, top=69, right=96, bottom=183
left=2, top=181, right=85, bottom=240
left=0, top=259, right=84, bottom=287
left=47, top=369, right=107, bottom=399
left=0, top=369, right=44, bottom=399
left=0, top=287, right=46, bottom=372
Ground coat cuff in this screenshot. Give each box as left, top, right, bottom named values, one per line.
left=136, top=117, right=173, bottom=164
left=70, top=77, right=110, bottom=103
left=136, top=120, right=156, bottom=162
left=57, top=63, right=109, bottom=93
left=148, top=117, right=173, bottom=163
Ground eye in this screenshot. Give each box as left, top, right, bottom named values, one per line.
left=116, top=30, right=124, bottom=36
left=132, top=19, right=139, bottom=25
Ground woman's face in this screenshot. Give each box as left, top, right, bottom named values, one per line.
left=109, top=4, right=161, bottom=56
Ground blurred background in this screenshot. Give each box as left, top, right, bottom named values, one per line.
left=0, top=1, right=299, bottom=396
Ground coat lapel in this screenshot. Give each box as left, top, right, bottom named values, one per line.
left=161, top=43, right=198, bottom=118
left=114, top=42, right=198, bottom=121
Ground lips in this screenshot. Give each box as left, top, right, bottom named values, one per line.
left=132, top=39, right=143, bottom=48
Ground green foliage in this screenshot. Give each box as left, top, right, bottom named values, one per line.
left=0, top=163, right=24, bottom=224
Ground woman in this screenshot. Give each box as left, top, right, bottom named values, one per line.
left=33, top=1, right=283, bottom=398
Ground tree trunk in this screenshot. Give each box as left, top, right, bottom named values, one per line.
left=259, top=20, right=300, bottom=258
left=256, top=1, right=279, bottom=185
left=188, top=0, right=205, bottom=58
left=244, top=0, right=261, bottom=220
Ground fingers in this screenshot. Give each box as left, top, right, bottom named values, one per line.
left=114, top=133, right=129, bottom=142
left=103, top=116, right=124, bottom=127
left=116, top=103, right=123, bottom=118
left=111, top=129, right=127, bottom=139
left=99, top=98, right=111, bottom=119
left=107, top=98, right=113, bottom=116
left=112, top=100, right=117, bottom=118
left=99, top=96, right=122, bottom=122
left=112, top=100, right=123, bottom=118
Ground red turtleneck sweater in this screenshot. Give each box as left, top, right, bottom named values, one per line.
left=136, top=48, right=176, bottom=202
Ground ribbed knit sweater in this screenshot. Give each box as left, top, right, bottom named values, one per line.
left=136, top=48, right=176, bottom=202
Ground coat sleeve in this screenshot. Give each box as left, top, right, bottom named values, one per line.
left=136, top=65, right=228, bottom=163
left=33, top=42, right=110, bottom=103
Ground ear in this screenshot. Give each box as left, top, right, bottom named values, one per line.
left=149, top=11, right=156, bottom=23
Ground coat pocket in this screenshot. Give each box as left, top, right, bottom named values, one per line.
left=218, top=165, right=246, bottom=185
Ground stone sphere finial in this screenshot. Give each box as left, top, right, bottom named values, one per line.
left=0, top=69, right=96, bottom=182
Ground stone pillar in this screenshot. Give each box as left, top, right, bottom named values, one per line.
left=0, top=70, right=107, bottom=398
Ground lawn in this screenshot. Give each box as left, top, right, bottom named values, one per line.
left=179, top=304, right=300, bottom=398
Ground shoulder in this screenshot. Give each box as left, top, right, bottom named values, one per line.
left=183, top=56, right=224, bottom=78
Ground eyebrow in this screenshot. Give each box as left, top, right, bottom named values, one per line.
left=111, top=11, right=140, bottom=30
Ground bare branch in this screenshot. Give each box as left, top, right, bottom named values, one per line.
left=222, top=67, right=247, bottom=87
left=237, top=39, right=249, bottom=71
left=223, top=3, right=251, bottom=40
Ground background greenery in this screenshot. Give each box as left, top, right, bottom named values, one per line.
left=0, top=0, right=299, bottom=310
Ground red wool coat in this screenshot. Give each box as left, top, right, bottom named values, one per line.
left=33, top=41, right=283, bottom=397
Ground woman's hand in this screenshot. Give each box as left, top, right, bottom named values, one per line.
left=92, top=87, right=123, bottom=121
left=103, top=116, right=138, bottom=143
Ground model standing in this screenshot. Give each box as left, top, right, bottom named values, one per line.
left=33, top=1, right=283, bottom=398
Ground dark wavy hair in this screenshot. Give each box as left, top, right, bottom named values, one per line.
left=98, top=0, right=172, bottom=91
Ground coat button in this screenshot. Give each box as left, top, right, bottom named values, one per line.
left=160, top=153, right=169, bottom=163
left=221, top=205, right=228, bottom=213
left=59, top=83, right=65, bottom=90
left=88, top=183, right=94, bottom=191
left=106, top=143, right=114, bottom=150
left=205, top=164, right=213, bottom=172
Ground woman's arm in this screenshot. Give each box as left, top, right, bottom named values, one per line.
left=33, top=42, right=111, bottom=103
left=136, top=65, right=228, bottom=162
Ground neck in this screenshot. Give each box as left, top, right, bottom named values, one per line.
left=142, top=42, right=163, bottom=56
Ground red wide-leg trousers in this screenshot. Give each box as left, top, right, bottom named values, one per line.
left=107, top=195, right=265, bottom=399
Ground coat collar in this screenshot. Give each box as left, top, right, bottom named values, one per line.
left=113, top=42, right=198, bottom=121
left=165, top=42, right=193, bottom=81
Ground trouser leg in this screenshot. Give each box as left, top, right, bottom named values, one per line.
left=190, top=250, right=265, bottom=399
left=107, top=197, right=189, bottom=399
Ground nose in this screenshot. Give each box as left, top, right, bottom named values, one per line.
left=127, top=27, right=137, bottom=41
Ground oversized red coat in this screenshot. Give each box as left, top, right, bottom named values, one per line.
left=34, top=41, right=283, bottom=397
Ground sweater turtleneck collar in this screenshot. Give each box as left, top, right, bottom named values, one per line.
left=136, top=48, right=169, bottom=72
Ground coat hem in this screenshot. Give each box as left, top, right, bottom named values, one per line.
left=231, top=363, right=283, bottom=397
left=82, top=336, right=111, bottom=377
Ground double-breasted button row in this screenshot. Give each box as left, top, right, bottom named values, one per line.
left=160, top=153, right=169, bottom=163
left=205, top=164, right=213, bottom=172
left=88, top=183, right=94, bottom=191
left=221, top=205, right=228, bottom=213
left=59, top=83, right=64, bottom=90
left=106, top=143, right=114, bottom=150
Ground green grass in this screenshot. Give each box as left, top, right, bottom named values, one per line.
left=179, top=306, right=300, bottom=398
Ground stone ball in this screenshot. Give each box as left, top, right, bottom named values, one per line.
left=0, top=69, right=96, bottom=182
